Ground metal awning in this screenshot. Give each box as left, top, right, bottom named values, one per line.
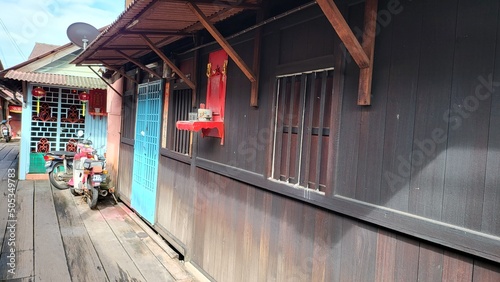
left=72, top=0, right=261, bottom=67
left=3, top=70, right=107, bottom=90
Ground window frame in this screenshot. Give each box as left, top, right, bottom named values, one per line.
left=271, top=67, right=335, bottom=193
left=160, top=82, right=194, bottom=162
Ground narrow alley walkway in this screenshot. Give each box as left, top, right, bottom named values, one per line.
left=0, top=140, right=196, bottom=281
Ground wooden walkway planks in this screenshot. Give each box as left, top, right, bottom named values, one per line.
left=74, top=196, right=148, bottom=281
left=52, top=186, right=108, bottom=281
left=0, top=141, right=195, bottom=282
left=0, top=179, right=34, bottom=280
left=117, top=203, right=192, bottom=281
left=34, top=180, right=73, bottom=281
left=99, top=203, right=175, bottom=282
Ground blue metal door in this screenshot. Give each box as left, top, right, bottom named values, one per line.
left=131, top=80, right=163, bottom=224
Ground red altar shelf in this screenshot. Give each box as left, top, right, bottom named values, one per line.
left=176, top=120, right=224, bottom=145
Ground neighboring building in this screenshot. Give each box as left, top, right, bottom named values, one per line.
left=74, top=0, right=500, bottom=281
left=0, top=43, right=109, bottom=179
left=0, top=60, right=23, bottom=134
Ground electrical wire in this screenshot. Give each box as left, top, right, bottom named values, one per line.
left=0, top=17, right=27, bottom=61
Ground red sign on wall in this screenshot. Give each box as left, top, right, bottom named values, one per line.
left=8, top=105, right=22, bottom=113
left=89, top=89, right=107, bottom=117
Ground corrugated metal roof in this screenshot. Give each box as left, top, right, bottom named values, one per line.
left=4, top=70, right=107, bottom=90
left=0, top=85, right=16, bottom=101
left=73, top=0, right=261, bottom=66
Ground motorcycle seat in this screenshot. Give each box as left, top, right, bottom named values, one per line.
left=47, top=151, right=76, bottom=157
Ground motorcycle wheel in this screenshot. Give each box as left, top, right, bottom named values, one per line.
left=49, top=163, right=69, bottom=190
left=70, top=187, right=83, bottom=196
left=87, top=178, right=98, bottom=210
left=5, top=137, right=10, bottom=143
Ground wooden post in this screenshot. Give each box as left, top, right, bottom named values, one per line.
left=358, top=0, right=378, bottom=105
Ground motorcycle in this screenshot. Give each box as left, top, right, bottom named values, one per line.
left=45, top=130, right=114, bottom=209
left=74, top=144, right=114, bottom=209
left=44, top=150, right=75, bottom=189
left=45, top=130, right=91, bottom=189
left=1, top=119, right=12, bottom=142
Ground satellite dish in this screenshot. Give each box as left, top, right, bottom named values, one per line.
left=67, top=22, right=99, bottom=49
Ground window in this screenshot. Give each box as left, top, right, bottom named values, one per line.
left=162, top=86, right=193, bottom=156
left=272, top=69, right=334, bottom=192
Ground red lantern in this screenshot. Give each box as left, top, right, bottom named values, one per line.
left=32, top=87, right=46, bottom=114
left=79, top=91, right=89, bottom=116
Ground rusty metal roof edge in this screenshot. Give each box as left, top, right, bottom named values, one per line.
left=72, top=0, right=157, bottom=65
left=4, top=70, right=107, bottom=90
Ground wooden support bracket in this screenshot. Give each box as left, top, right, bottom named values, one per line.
left=140, top=34, right=197, bottom=91
left=88, top=66, right=123, bottom=98
left=317, top=0, right=378, bottom=105
left=116, top=50, right=162, bottom=79
left=358, top=0, right=378, bottom=105
left=100, top=61, right=138, bottom=84
left=188, top=2, right=259, bottom=106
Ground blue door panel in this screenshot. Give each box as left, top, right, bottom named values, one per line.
left=131, top=80, right=163, bottom=224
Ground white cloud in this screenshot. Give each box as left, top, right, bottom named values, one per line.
left=0, top=0, right=124, bottom=68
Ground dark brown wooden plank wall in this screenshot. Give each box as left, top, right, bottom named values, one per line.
left=441, top=0, right=498, bottom=230
left=482, top=0, right=500, bottom=237
left=335, top=16, right=362, bottom=198
left=473, top=259, right=500, bottom=281
left=173, top=166, right=500, bottom=281
left=407, top=0, right=457, bottom=220
left=116, top=1, right=500, bottom=280
left=339, top=219, right=377, bottom=281
left=352, top=1, right=391, bottom=204
left=117, top=143, right=134, bottom=203
left=378, top=0, right=422, bottom=211
left=156, top=156, right=194, bottom=249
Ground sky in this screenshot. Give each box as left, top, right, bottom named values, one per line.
left=0, top=0, right=125, bottom=69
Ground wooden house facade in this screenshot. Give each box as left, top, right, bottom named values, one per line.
left=74, top=0, right=500, bottom=280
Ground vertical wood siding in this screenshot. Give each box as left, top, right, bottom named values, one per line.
left=334, top=0, right=500, bottom=238
left=117, top=143, right=134, bottom=204
left=119, top=0, right=500, bottom=280
left=168, top=167, right=499, bottom=281
left=156, top=156, right=194, bottom=249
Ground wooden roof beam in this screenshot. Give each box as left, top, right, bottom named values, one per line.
left=180, top=0, right=261, bottom=10
left=187, top=2, right=258, bottom=106
left=122, top=30, right=192, bottom=36
left=99, top=61, right=139, bottom=84
left=317, top=0, right=370, bottom=68
left=140, top=34, right=196, bottom=91
left=116, top=50, right=162, bottom=79
left=317, top=0, right=377, bottom=105
left=100, top=47, right=151, bottom=51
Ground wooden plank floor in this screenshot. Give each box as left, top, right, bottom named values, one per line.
left=0, top=141, right=196, bottom=282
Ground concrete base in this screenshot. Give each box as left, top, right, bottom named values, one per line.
left=26, top=174, right=48, bottom=180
